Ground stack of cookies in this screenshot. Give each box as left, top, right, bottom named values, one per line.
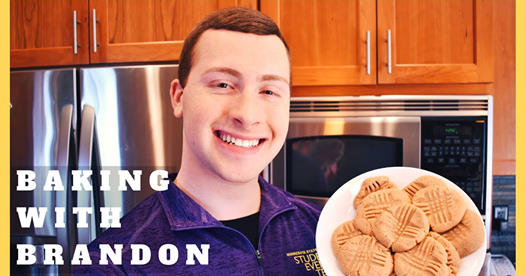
left=331, top=175, right=485, bottom=276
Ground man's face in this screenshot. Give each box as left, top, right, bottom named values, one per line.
left=171, top=29, right=290, bottom=184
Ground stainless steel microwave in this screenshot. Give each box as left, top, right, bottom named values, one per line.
left=267, top=95, right=493, bottom=243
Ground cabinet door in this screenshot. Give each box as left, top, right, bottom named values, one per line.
left=377, top=0, right=493, bottom=84
left=89, top=0, right=256, bottom=63
left=261, top=0, right=376, bottom=86
left=10, top=0, right=89, bottom=68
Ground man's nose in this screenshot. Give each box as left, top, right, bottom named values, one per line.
left=229, top=92, right=261, bottom=128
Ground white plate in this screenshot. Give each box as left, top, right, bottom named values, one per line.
left=316, top=167, right=486, bottom=276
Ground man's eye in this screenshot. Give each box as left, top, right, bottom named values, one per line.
left=216, top=82, right=230, bottom=88
left=262, top=90, right=274, bottom=96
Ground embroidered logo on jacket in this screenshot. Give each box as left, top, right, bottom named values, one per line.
left=286, top=248, right=326, bottom=275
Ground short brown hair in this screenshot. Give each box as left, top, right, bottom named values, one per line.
left=178, top=7, right=290, bottom=88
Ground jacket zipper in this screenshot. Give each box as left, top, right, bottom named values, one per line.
left=255, top=249, right=264, bottom=275
left=175, top=206, right=296, bottom=275
left=223, top=206, right=295, bottom=275
left=254, top=206, right=296, bottom=275
left=180, top=225, right=266, bottom=275
left=218, top=226, right=266, bottom=275
left=255, top=249, right=263, bottom=264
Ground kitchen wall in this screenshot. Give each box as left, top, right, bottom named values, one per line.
left=491, top=175, right=516, bottom=264
left=488, top=0, right=516, bottom=266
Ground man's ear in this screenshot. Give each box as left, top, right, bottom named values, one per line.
left=170, top=79, right=184, bottom=118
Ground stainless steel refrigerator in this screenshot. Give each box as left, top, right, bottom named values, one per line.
left=11, top=65, right=183, bottom=275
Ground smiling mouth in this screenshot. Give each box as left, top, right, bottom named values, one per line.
left=215, top=130, right=264, bottom=148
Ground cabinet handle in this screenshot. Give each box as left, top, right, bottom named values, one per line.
left=92, top=9, right=98, bottom=53
left=73, top=11, right=80, bottom=54
left=387, top=29, right=392, bottom=74
left=367, top=31, right=371, bottom=75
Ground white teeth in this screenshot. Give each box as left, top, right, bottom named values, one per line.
left=217, top=132, right=260, bottom=148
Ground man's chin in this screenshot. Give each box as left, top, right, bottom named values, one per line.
left=217, top=168, right=263, bottom=185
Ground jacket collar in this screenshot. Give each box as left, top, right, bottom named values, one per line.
left=159, top=176, right=296, bottom=231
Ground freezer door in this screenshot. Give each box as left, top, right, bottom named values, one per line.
left=79, top=65, right=183, bottom=242
left=10, top=69, right=77, bottom=275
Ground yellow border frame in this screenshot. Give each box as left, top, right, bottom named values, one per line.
left=516, top=0, right=523, bottom=273
left=2, top=0, right=522, bottom=274
left=1, top=0, right=8, bottom=275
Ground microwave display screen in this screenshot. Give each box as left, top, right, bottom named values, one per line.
left=444, top=127, right=460, bottom=135
left=286, top=135, right=403, bottom=197
left=434, top=125, right=473, bottom=136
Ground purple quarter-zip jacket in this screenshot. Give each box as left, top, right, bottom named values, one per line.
left=72, top=177, right=325, bottom=275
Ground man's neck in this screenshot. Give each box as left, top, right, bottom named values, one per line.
left=174, top=167, right=261, bottom=221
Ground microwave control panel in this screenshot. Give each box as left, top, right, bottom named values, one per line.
left=420, top=117, right=488, bottom=214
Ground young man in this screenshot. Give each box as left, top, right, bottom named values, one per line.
left=73, top=7, right=322, bottom=275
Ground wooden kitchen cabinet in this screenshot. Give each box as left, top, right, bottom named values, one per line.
left=90, top=0, right=256, bottom=63
left=261, top=0, right=493, bottom=85
left=10, top=0, right=90, bottom=68
left=492, top=0, right=515, bottom=175
left=10, top=0, right=256, bottom=67
left=260, top=0, right=376, bottom=86
left=377, top=0, right=493, bottom=84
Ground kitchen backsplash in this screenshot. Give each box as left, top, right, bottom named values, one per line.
left=491, top=175, right=515, bottom=265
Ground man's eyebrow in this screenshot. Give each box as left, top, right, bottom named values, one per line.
left=202, top=67, right=289, bottom=85
left=260, top=74, right=289, bottom=85
left=203, top=67, right=241, bottom=78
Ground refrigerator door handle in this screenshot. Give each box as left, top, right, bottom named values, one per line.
left=77, top=105, right=102, bottom=244
left=78, top=105, right=95, bottom=175
left=56, top=104, right=76, bottom=274
left=57, top=105, right=74, bottom=188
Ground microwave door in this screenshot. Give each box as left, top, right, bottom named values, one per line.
left=271, top=116, right=420, bottom=198
left=270, top=116, right=420, bottom=204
